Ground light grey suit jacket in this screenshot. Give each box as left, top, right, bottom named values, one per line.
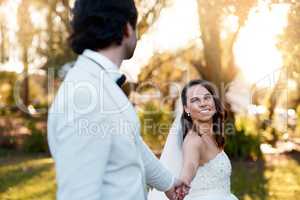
left=47, top=50, right=174, bottom=200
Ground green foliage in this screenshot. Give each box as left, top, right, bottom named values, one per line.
left=225, top=116, right=262, bottom=160
left=232, top=155, right=300, bottom=200
left=0, top=72, right=18, bottom=106
left=139, top=101, right=173, bottom=152
left=225, top=130, right=262, bottom=160
left=28, top=76, right=48, bottom=106
left=0, top=136, right=17, bottom=150
left=278, top=3, right=300, bottom=79
left=0, top=71, right=49, bottom=112
left=232, top=160, right=267, bottom=200
left=23, top=121, right=48, bottom=153
left=277, top=3, right=300, bottom=114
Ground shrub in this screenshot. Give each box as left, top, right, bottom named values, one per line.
left=0, top=136, right=18, bottom=149
left=225, top=116, right=262, bottom=160
left=23, top=121, right=48, bottom=153
left=139, top=101, right=173, bottom=153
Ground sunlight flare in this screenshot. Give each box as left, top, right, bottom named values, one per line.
left=234, top=4, right=290, bottom=87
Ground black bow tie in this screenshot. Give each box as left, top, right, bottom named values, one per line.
left=116, top=74, right=127, bottom=87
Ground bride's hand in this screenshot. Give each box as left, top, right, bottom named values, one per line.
left=165, top=178, right=190, bottom=200
left=165, top=187, right=177, bottom=200
left=175, top=184, right=189, bottom=200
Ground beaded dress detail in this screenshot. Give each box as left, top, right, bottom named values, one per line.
left=185, top=151, right=238, bottom=200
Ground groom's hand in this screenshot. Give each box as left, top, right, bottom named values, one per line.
left=175, top=184, right=190, bottom=200
left=175, top=178, right=190, bottom=200
left=165, top=187, right=177, bottom=200
left=165, top=178, right=190, bottom=200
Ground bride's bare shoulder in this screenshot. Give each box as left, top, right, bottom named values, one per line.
left=183, top=130, right=203, bottom=149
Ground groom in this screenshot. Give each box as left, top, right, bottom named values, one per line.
left=47, top=0, right=189, bottom=200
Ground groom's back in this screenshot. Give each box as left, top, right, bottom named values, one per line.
left=47, top=57, right=146, bottom=200
left=46, top=0, right=149, bottom=198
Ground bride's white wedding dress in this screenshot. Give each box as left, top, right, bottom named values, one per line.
left=184, top=150, right=238, bottom=200
left=148, top=116, right=238, bottom=200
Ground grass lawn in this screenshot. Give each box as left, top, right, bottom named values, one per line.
left=1, top=148, right=300, bottom=200
left=0, top=149, right=55, bottom=200
left=231, top=151, right=300, bottom=200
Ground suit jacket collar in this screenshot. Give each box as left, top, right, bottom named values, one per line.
left=82, top=49, right=122, bottom=82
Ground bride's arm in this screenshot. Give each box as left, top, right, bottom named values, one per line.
left=179, top=135, right=201, bottom=185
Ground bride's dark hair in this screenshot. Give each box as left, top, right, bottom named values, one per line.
left=180, top=79, right=226, bottom=148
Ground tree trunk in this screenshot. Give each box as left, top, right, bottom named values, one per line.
left=0, top=23, right=7, bottom=63
left=22, top=49, right=29, bottom=107
left=197, top=1, right=223, bottom=94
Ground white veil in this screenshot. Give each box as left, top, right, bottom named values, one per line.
left=147, top=112, right=184, bottom=200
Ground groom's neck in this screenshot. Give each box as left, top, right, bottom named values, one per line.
left=97, top=46, right=125, bottom=68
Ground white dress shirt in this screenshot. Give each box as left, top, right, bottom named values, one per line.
left=47, top=49, right=175, bottom=200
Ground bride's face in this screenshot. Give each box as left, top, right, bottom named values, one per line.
left=184, top=85, right=216, bottom=122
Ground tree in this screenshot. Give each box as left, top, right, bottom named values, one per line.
left=17, top=0, right=35, bottom=107
left=0, top=15, right=8, bottom=63
left=137, top=44, right=202, bottom=108
left=0, top=1, right=9, bottom=63
left=28, top=0, right=75, bottom=76
left=278, top=3, right=300, bottom=106
left=28, top=0, right=170, bottom=76
left=139, top=1, right=261, bottom=108
left=195, top=0, right=258, bottom=97
left=137, top=1, right=260, bottom=113
left=136, top=0, right=171, bottom=39
left=260, top=2, right=300, bottom=142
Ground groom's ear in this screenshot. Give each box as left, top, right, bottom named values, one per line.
left=123, top=22, right=133, bottom=38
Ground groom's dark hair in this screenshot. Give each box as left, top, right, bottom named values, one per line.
left=69, top=0, right=138, bottom=54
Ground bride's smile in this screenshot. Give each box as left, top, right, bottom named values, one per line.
left=199, top=107, right=211, bottom=113
left=183, top=84, right=217, bottom=123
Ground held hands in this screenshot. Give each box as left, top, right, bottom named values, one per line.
left=165, top=178, right=190, bottom=200
left=175, top=183, right=190, bottom=200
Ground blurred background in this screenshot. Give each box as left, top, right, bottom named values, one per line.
left=0, top=0, right=299, bottom=199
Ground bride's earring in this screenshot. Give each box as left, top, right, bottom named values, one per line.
left=187, top=112, right=191, bottom=117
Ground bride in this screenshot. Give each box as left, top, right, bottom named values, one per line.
left=148, top=80, right=238, bottom=200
